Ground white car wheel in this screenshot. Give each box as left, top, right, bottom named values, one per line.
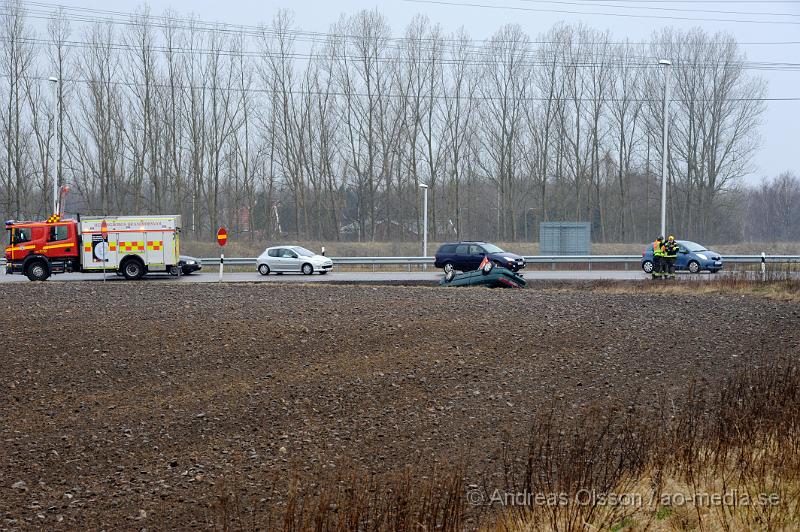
left=302, top=263, right=314, bottom=275
left=258, top=263, right=270, bottom=276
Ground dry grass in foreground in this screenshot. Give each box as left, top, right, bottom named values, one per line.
left=563, top=268, right=800, bottom=302
left=491, top=358, right=800, bottom=531
left=210, top=357, right=800, bottom=531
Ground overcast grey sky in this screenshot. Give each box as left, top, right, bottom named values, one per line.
left=49, top=0, right=800, bottom=184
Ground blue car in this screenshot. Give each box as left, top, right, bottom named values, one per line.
left=641, top=240, right=723, bottom=274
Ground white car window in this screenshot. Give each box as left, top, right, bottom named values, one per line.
left=293, top=247, right=315, bottom=257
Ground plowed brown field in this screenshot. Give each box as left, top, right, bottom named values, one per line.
left=1, top=283, right=798, bottom=528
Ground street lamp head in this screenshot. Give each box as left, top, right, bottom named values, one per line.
left=48, top=76, right=59, bottom=83
left=657, top=59, right=672, bottom=66
left=419, top=183, right=428, bottom=189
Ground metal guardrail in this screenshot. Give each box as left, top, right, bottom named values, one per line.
left=197, top=254, right=800, bottom=264
left=202, top=256, right=437, bottom=266
left=724, top=255, right=800, bottom=263
left=193, top=254, right=800, bottom=271
left=2, top=254, right=799, bottom=270
left=200, top=255, right=644, bottom=266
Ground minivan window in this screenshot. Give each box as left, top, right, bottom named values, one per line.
left=482, top=243, right=504, bottom=253
left=440, top=244, right=456, bottom=254
left=469, top=244, right=484, bottom=255
left=455, top=244, right=469, bottom=254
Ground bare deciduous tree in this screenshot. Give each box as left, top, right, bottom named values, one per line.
left=0, top=5, right=780, bottom=245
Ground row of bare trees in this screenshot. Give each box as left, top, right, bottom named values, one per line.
left=743, top=172, right=800, bottom=243
left=0, top=1, right=783, bottom=244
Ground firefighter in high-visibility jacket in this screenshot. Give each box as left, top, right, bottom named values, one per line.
left=663, top=235, right=679, bottom=279
left=652, top=236, right=666, bottom=279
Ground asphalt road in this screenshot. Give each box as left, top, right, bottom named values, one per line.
left=0, top=269, right=697, bottom=284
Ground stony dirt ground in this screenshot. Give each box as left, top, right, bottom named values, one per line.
left=1, top=283, right=798, bottom=528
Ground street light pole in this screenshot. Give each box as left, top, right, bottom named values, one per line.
left=658, top=59, right=672, bottom=238
left=419, top=183, right=429, bottom=258
left=48, top=76, right=59, bottom=214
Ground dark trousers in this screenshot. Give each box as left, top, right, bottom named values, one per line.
left=665, top=257, right=676, bottom=276
left=653, top=256, right=664, bottom=277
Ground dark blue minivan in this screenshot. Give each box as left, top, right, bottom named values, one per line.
left=434, top=241, right=525, bottom=273
left=641, top=240, right=723, bottom=274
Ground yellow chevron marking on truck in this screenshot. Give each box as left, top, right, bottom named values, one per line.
left=7, top=245, right=33, bottom=252
left=119, top=241, right=145, bottom=253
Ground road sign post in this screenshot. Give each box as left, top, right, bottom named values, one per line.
left=217, top=227, right=227, bottom=282
left=100, top=219, right=108, bottom=282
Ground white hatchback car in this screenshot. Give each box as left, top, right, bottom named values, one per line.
left=256, top=246, right=333, bottom=275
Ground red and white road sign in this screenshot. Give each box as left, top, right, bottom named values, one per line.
left=217, top=227, right=228, bottom=247
left=100, top=219, right=108, bottom=240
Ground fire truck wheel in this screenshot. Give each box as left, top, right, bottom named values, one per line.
left=121, top=258, right=145, bottom=280
left=25, top=260, right=50, bottom=281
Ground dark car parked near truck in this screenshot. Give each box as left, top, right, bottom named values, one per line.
left=434, top=241, right=525, bottom=273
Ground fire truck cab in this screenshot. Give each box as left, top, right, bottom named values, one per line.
left=5, top=220, right=80, bottom=280
left=5, top=215, right=181, bottom=281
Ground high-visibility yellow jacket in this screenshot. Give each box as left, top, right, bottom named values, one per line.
left=664, top=240, right=679, bottom=258
left=653, top=240, right=666, bottom=257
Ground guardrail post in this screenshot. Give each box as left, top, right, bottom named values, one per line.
left=588, top=258, right=592, bottom=271
left=761, top=252, right=766, bottom=282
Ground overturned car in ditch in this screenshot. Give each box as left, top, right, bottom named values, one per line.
left=439, top=258, right=526, bottom=289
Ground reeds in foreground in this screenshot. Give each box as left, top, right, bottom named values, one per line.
left=210, top=357, right=800, bottom=531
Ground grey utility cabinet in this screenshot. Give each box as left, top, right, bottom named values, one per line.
left=539, top=222, right=591, bottom=255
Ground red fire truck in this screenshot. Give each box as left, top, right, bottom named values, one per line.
left=4, top=215, right=181, bottom=281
